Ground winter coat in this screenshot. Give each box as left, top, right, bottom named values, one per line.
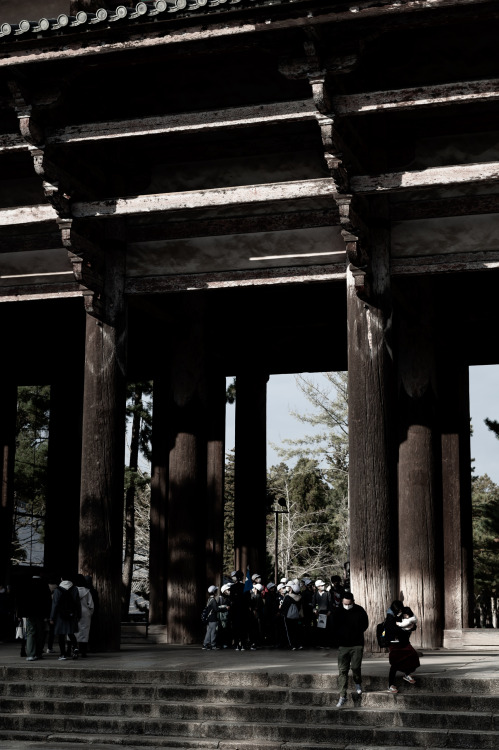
left=335, top=603, right=369, bottom=647
left=76, top=586, right=94, bottom=643
left=50, top=581, right=82, bottom=635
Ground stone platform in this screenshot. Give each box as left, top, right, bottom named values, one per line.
left=0, top=643, right=498, bottom=750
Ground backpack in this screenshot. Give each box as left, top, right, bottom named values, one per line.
left=376, top=620, right=388, bottom=648
left=201, top=600, right=214, bottom=623
left=57, top=586, right=75, bottom=620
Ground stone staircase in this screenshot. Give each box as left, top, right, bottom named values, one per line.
left=0, top=664, right=498, bottom=749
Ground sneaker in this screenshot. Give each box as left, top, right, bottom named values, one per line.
left=58, top=655, right=67, bottom=661
left=403, top=674, right=416, bottom=684
left=46, top=648, right=55, bottom=654
left=355, top=683, right=362, bottom=694
left=202, top=646, right=210, bottom=650
left=26, top=656, right=37, bottom=661
left=72, top=649, right=79, bottom=660
left=336, top=696, right=347, bottom=707
left=387, top=685, right=398, bottom=693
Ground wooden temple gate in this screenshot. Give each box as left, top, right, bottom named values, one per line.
left=0, top=0, right=498, bottom=650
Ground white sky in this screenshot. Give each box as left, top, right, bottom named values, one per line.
left=225, top=365, right=499, bottom=484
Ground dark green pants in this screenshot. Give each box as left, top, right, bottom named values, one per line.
left=337, top=645, right=364, bottom=697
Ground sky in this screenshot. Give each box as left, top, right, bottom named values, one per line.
left=225, top=365, right=499, bottom=484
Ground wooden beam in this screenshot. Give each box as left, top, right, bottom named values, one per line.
left=125, top=263, right=346, bottom=294
left=392, top=251, right=499, bottom=275
left=334, top=79, right=499, bottom=116
left=352, top=161, right=499, bottom=195
left=390, top=194, right=499, bottom=221
left=72, top=179, right=337, bottom=219
left=47, top=99, right=317, bottom=145
left=0, top=204, right=58, bottom=226
left=128, top=208, right=337, bottom=242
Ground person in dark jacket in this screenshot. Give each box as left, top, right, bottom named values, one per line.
left=202, top=585, right=219, bottom=650
left=335, top=592, right=369, bottom=707
left=50, top=577, right=82, bottom=660
left=385, top=600, right=420, bottom=693
left=16, top=575, right=52, bottom=661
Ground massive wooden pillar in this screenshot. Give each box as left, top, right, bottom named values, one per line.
left=162, top=295, right=225, bottom=643
left=78, top=241, right=127, bottom=651
left=44, top=377, right=83, bottom=577
left=0, top=378, right=17, bottom=585
left=149, top=301, right=225, bottom=642
left=397, top=279, right=443, bottom=648
left=347, top=219, right=396, bottom=648
left=205, top=373, right=226, bottom=586
left=440, top=364, right=473, bottom=632
left=234, top=372, right=268, bottom=578
left=149, top=371, right=169, bottom=627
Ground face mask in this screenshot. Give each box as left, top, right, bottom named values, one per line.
left=343, top=603, right=353, bottom=610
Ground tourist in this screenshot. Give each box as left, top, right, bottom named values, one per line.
left=385, top=600, right=420, bottom=693
left=329, top=575, right=346, bottom=647
left=75, top=573, right=95, bottom=658
left=202, top=585, right=219, bottom=650
left=335, top=592, right=369, bottom=707
left=229, top=570, right=250, bottom=650
left=16, top=574, right=52, bottom=662
left=0, top=582, right=12, bottom=644
left=280, top=583, right=304, bottom=650
left=300, top=578, right=316, bottom=648
left=50, top=576, right=82, bottom=660
left=312, top=579, right=330, bottom=648
left=216, top=583, right=232, bottom=649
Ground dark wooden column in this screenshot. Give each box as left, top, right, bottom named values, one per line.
left=205, top=373, right=226, bottom=587
left=44, top=377, right=83, bottom=578
left=165, top=295, right=210, bottom=644
left=0, top=378, right=17, bottom=586
left=347, top=217, right=397, bottom=649
left=234, top=372, right=268, bottom=577
left=440, top=363, right=473, bottom=632
left=78, top=241, right=127, bottom=651
left=397, top=279, right=443, bottom=649
left=149, top=371, right=169, bottom=628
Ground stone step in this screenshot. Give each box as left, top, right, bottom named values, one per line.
left=4, top=665, right=499, bottom=694
left=1, top=711, right=498, bottom=747
left=1, top=695, right=498, bottom=732
left=2, top=678, right=499, bottom=710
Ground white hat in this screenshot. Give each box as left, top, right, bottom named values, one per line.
left=221, top=583, right=232, bottom=594
left=208, top=585, right=218, bottom=594
left=280, top=577, right=287, bottom=584
left=230, top=571, right=237, bottom=578
left=252, top=573, right=261, bottom=581
left=267, top=582, right=276, bottom=590
left=254, top=583, right=263, bottom=591
left=277, top=583, right=285, bottom=591
left=303, top=578, right=312, bottom=585
left=315, top=579, right=325, bottom=588
left=291, top=584, right=300, bottom=594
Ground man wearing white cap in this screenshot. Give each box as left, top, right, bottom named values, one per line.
left=202, top=585, right=219, bottom=650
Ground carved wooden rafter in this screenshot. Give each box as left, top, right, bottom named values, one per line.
left=305, top=67, right=371, bottom=301
left=58, top=217, right=104, bottom=316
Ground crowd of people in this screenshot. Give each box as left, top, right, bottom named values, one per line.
left=202, top=572, right=420, bottom=704
left=201, top=571, right=352, bottom=652
left=0, top=574, right=96, bottom=661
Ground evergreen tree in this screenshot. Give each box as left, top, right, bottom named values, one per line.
left=271, top=372, right=349, bottom=580
left=472, top=473, right=499, bottom=626
left=12, top=385, right=50, bottom=565
left=122, top=382, right=152, bottom=619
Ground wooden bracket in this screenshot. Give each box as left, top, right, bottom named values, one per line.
left=58, top=217, right=104, bottom=314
